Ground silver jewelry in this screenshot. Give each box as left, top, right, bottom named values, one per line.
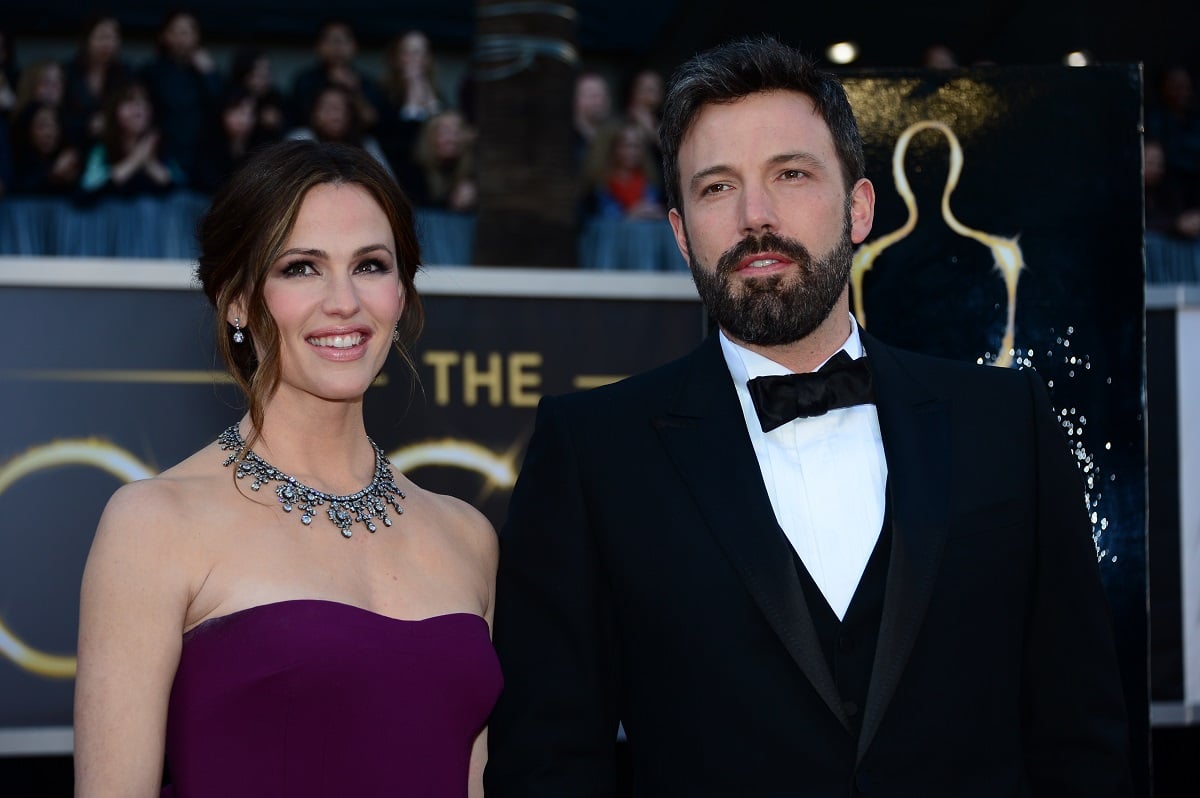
left=217, top=425, right=405, bottom=538
left=232, top=317, right=245, bottom=344
left=392, top=323, right=400, bottom=343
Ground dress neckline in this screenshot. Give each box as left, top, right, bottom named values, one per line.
left=183, top=598, right=484, bottom=640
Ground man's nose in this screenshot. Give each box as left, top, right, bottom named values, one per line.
left=739, top=183, right=779, bottom=234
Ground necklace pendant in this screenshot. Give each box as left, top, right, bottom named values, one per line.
left=217, top=424, right=405, bottom=538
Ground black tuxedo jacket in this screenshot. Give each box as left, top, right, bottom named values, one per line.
left=486, top=332, right=1131, bottom=797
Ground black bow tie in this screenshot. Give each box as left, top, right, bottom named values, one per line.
left=747, top=351, right=875, bottom=432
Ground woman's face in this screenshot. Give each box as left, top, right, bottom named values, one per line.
left=161, top=14, right=199, bottom=59
left=223, top=98, right=256, bottom=139
left=87, top=19, right=121, bottom=64
left=431, top=113, right=464, bottom=160
left=631, top=71, right=663, bottom=111
left=254, top=183, right=404, bottom=404
left=396, top=32, right=431, bottom=76
left=312, top=90, right=351, bottom=140
left=245, top=56, right=272, bottom=95
left=614, top=127, right=644, bottom=170
left=35, top=64, right=65, bottom=106
left=116, top=90, right=152, bottom=135
left=30, top=107, right=61, bottom=154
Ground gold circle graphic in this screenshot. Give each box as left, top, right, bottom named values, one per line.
left=0, top=439, right=155, bottom=679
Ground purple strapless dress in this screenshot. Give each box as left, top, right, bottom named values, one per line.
left=161, top=599, right=501, bottom=797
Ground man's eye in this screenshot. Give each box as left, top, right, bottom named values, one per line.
left=703, top=183, right=731, bottom=195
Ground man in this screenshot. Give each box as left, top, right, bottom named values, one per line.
left=486, top=37, right=1131, bottom=796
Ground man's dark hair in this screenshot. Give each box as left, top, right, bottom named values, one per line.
left=659, top=36, right=865, bottom=212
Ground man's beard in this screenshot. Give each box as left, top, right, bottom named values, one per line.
left=687, top=219, right=855, bottom=347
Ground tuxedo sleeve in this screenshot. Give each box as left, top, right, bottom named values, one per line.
left=484, top=394, right=621, bottom=797
left=1020, top=368, right=1132, bottom=795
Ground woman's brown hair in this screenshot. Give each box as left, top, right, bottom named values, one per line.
left=196, top=139, right=425, bottom=450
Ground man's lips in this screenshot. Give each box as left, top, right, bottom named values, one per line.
left=734, top=253, right=795, bottom=273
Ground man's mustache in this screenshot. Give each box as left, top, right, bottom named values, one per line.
left=715, top=232, right=813, bottom=276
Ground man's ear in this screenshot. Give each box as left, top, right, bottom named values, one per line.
left=849, top=178, right=875, bottom=245
left=668, top=208, right=690, bottom=266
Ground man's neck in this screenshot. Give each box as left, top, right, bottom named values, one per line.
left=722, top=296, right=854, bottom=374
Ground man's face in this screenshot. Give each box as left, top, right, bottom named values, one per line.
left=668, top=90, right=874, bottom=347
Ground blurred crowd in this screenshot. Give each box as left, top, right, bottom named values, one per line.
left=1144, top=65, right=1200, bottom=243
left=0, top=11, right=676, bottom=226
left=2, top=15, right=1195, bottom=253
left=0, top=13, right=482, bottom=213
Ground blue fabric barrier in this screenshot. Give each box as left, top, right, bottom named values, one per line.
left=1145, top=232, right=1200, bottom=283
left=578, top=217, right=687, bottom=272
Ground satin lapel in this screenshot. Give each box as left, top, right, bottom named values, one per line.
left=653, top=335, right=852, bottom=732
left=857, top=334, right=952, bottom=762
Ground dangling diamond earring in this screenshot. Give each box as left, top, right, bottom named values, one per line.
left=233, top=317, right=245, bottom=344
left=392, top=323, right=400, bottom=343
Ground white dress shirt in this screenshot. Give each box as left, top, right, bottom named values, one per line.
left=720, top=320, right=888, bottom=619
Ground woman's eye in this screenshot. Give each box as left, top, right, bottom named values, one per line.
left=356, top=258, right=391, bottom=274
left=281, top=261, right=317, bottom=277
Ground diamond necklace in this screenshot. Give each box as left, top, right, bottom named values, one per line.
left=217, top=424, right=405, bottom=538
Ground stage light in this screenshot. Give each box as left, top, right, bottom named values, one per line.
left=1065, top=50, right=1091, bottom=67
left=826, top=42, right=859, bottom=65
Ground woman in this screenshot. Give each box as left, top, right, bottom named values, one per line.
left=229, top=48, right=287, bottom=148
left=581, top=118, right=665, bottom=220
left=407, top=109, right=477, bottom=211
left=378, top=30, right=444, bottom=177
left=62, top=15, right=130, bottom=149
left=78, top=79, right=182, bottom=197
left=8, top=101, right=81, bottom=194
left=288, top=82, right=395, bottom=177
left=74, top=140, right=500, bottom=797
left=138, top=9, right=221, bottom=183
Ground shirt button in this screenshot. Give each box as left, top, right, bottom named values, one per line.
left=844, top=700, right=859, bottom=716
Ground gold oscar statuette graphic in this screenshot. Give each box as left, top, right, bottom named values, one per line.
left=0, top=435, right=519, bottom=680
left=0, top=440, right=156, bottom=679
left=851, top=120, right=1025, bottom=367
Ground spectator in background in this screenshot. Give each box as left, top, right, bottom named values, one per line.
left=14, top=60, right=67, bottom=116
left=580, top=118, right=664, bottom=220
left=63, top=16, right=131, bottom=150
left=288, top=82, right=394, bottom=178
left=1145, top=138, right=1200, bottom=239
left=139, top=9, right=221, bottom=184
left=80, top=79, right=183, bottom=198
left=573, top=71, right=612, bottom=167
left=0, top=27, right=19, bottom=117
left=9, top=102, right=82, bottom=195
left=624, top=68, right=664, bottom=152
left=1147, top=66, right=1200, bottom=190
left=407, top=109, right=476, bottom=212
left=192, top=89, right=260, bottom=193
left=379, top=30, right=444, bottom=177
left=229, top=49, right=287, bottom=149
left=0, top=28, right=16, bottom=196
left=290, top=19, right=387, bottom=134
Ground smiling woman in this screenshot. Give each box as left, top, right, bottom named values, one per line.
left=72, top=140, right=501, bottom=798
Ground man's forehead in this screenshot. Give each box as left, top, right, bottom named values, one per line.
left=681, top=90, right=828, bottom=152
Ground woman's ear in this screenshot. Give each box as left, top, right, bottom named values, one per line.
left=226, top=297, right=247, bottom=331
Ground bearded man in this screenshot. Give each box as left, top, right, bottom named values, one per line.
left=485, top=37, right=1131, bottom=797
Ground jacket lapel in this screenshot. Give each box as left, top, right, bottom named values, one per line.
left=653, top=335, right=853, bottom=732
left=857, top=333, right=952, bottom=762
